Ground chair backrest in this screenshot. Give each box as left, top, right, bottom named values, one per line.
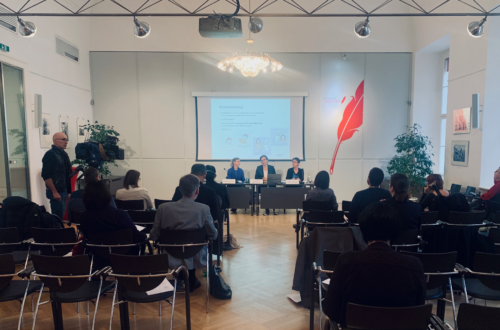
left=421, top=211, right=439, bottom=224
left=342, top=200, right=352, bottom=212
left=110, top=253, right=169, bottom=292
left=31, top=254, right=91, bottom=293
left=127, top=210, right=156, bottom=224
left=345, top=303, right=432, bottom=330
left=70, top=211, right=83, bottom=225
left=31, top=227, right=78, bottom=256
left=0, top=227, right=21, bottom=254
left=490, top=212, right=500, bottom=224
left=308, top=210, right=345, bottom=224
left=159, top=228, right=207, bottom=259
left=448, top=211, right=486, bottom=225
left=401, top=251, right=457, bottom=290
left=115, top=199, right=144, bottom=211
left=457, top=303, right=499, bottom=330
left=450, top=184, right=462, bottom=195
left=323, top=250, right=341, bottom=271
left=302, top=200, right=334, bottom=212
left=392, top=229, right=419, bottom=246
left=87, top=229, right=135, bottom=261
left=488, top=228, right=500, bottom=245
left=155, top=199, right=174, bottom=209
left=0, top=253, right=15, bottom=290
left=473, top=252, right=500, bottom=291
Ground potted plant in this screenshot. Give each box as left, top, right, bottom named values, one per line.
left=71, top=121, right=120, bottom=177
left=387, top=124, right=435, bottom=198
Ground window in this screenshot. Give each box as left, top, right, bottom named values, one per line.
left=439, top=58, right=449, bottom=175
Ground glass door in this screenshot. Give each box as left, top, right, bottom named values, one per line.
left=0, top=63, right=30, bottom=199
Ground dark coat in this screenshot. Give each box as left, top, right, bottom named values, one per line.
left=173, top=184, right=220, bottom=221
left=387, top=198, right=422, bottom=232
left=349, top=188, right=392, bottom=223
left=205, top=180, right=230, bottom=210
left=41, top=145, right=72, bottom=193
left=255, top=165, right=276, bottom=180
left=286, top=168, right=304, bottom=181
left=323, top=242, right=426, bottom=327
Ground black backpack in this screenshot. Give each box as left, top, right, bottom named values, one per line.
left=210, top=265, right=232, bottom=300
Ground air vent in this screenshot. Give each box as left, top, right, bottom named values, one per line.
left=0, top=5, right=17, bottom=34
left=55, top=36, right=79, bottom=63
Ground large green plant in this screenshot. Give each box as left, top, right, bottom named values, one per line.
left=387, top=124, right=434, bottom=196
left=71, top=121, right=120, bottom=177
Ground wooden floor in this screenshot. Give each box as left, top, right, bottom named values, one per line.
left=0, top=212, right=497, bottom=330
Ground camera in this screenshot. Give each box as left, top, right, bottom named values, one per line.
left=75, top=135, right=124, bottom=169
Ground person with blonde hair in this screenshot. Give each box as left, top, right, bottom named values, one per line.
left=226, top=157, right=245, bottom=182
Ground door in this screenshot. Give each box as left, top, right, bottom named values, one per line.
left=0, top=63, right=30, bottom=199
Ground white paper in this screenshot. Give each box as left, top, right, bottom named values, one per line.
left=64, top=251, right=72, bottom=257
left=146, top=278, right=174, bottom=296
left=136, top=225, right=145, bottom=232
left=250, top=179, right=264, bottom=184
left=287, top=293, right=301, bottom=303
left=223, top=179, right=236, bottom=184
left=322, top=278, right=331, bottom=285
left=286, top=180, right=300, bottom=185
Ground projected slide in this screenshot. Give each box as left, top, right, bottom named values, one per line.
left=196, top=95, right=305, bottom=161
left=211, top=99, right=290, bottom=159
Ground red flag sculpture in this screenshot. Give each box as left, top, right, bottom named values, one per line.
left=329, top=80, right=364, bottom=175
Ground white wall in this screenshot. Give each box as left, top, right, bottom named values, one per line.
left=90, top=51, right=411, bottom=203
left=0, top=2, right=92, bottom=207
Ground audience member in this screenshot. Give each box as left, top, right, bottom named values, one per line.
left=150, top=174, right=218, bottom=292
left=79, top=180, right=146, bottom=244
left=67, top=167, right=117, bottom=222
left=419, top=174, right=449, bottom=213
left=306, top=170, right=338, bottom=210
left=387, top=173, right=422, bottom=232
left=205, top=165, right=230, bottom=210
left=348, top=167, right=392, bottom=222
left=116, top=170, right=153, bottom=210
left=323, top=202, right=426, bottom=328
left=173, top=164, right=219, bottom=221
left=480, top=167, right=500, bottom=203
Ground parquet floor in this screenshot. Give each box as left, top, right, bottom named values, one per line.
left=0, top=212, right=497, bottom=330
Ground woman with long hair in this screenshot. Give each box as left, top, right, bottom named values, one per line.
left=387, top=173, right=422, bottom=231
left=116, top=169, right=153, bottom=210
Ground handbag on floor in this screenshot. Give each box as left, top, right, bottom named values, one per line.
left=210, top=265, right=232, bottom=300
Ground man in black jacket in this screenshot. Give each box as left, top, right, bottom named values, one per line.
left=41, top=132, right=72, bottom=219
left=205, top=165, right=230, bottom=210
left=173, top=164, right=219, bottom=222
left=323, top=202, right=426, bottom=328
left=348, top=167, right=392, bottom=223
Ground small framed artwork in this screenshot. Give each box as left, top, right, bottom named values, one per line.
left=453, top=107, right=471, bottom=134
left=77, top=118, right=85, bottom=143
left=59, top=115, right=70, bottom=148
left=451, top=140, right=469, bottom=167
left=40, top=113, right=51, bottom=148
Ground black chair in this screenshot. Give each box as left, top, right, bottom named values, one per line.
left=69, top=210, right=83, bottom=225
left=490, top=211, right=500, bottom=224
left=127, top=210, right=156, bottom=234
left=115, top=199, right=144, bottom=211
left=448, top=211, right=487, bottom=226
left=154, top=199, right=174, bottom=209
left=402, top=251, right=459, bottom=329
left=450, top=184, right=462, bottom=194
left=391, top=228, right=420, bottom=252
left=0, top=254, right=42, bottom=330
left=30, top=227, right=78, bottom=257
left=156, top=228, right=211, bottom=313
left=488, top=228, right=500, bottom=253
left=344, top=303, right=433, bottom=330
left=456, top=303, right=499, bottom=330
left=421, top=211, right=439, bottom=225
left=30, top=254, right=114, bottom=330
left=109, top=253, right=191, bottom=330
left=302, top=210, right=347, bottom=243
left=0, top=227, right=34, bottom=267
left=451, top=252, right=500, bottom=304
left=311, top=250, right=342, bottom=330
left=341, top=200, right=352, bottom=214
left=295, top=200, right=336, bottom=249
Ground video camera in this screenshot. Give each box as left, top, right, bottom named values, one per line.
left=74, top=135, right=124, bottom=170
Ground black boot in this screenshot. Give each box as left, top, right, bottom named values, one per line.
left=188, top=269, right=201, bottom=293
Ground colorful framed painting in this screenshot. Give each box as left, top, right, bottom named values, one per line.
left=453, top=108, right=471, bottom=134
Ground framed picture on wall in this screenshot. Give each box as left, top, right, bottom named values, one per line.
left=453, top=107, right=471, bottom=134
left=59, top=115, right=70, bottom=148
left=451, top=140, right=469, bottom=167
left=77, top=118, right=85, bottom=143
left=40, top=113, right=51, bottom=148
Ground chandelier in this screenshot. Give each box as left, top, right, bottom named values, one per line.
left=217, top=38, right=283, bottom=78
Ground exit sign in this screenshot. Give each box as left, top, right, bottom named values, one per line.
left=0, top=43, right=9, bottom=52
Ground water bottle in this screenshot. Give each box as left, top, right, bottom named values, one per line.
left=308, top=173, right=311, bottom=183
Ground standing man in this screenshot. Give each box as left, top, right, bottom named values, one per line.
left=41, top=132, right=72, bottom=219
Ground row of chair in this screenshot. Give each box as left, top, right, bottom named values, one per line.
left=311, top=250, right=500, bottom=330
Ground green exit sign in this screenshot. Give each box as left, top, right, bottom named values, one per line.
left=0, top=43, right=9, bottom=52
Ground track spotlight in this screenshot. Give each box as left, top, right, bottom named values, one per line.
left=18, top=18, right=37, bottom=38
left=354, top=18, right=371, bottom=38
left=248, top=17, right=263, bottom=33
left=467, top=17, right=486, bottom=38
left=134, top=18, right=151, bottom=38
